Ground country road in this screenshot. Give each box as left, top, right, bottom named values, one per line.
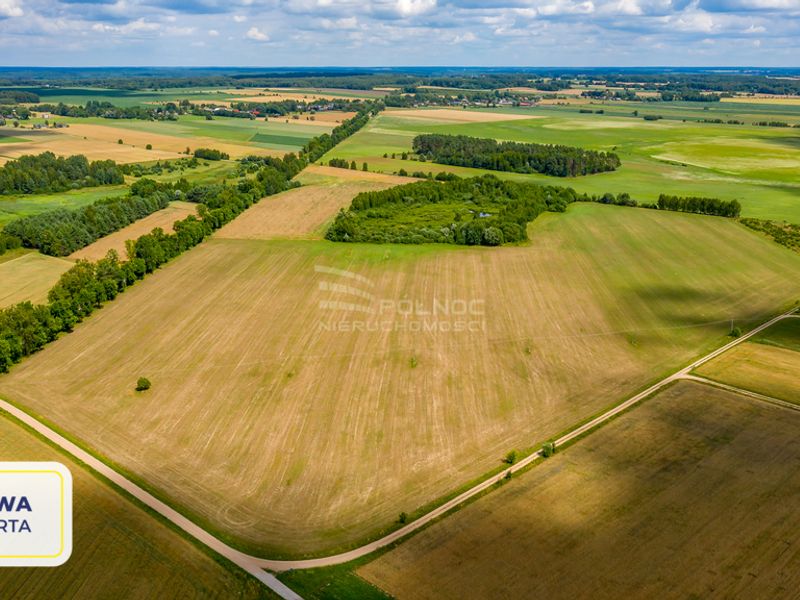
left=0, top=306, right=796, bottom=599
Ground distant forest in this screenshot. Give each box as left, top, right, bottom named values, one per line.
left=412, top=134, right=621, bottom=177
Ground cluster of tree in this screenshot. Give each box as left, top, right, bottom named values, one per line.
left=660, top=90, right=722, bottom=102
left=700, top=118, right=744, bottom=125
left=0, top=152, right=305, bottom=373
left=193, top=148, right=229, bottom=161
left=328, top=158, right=361, bottom=170
left=34, top=101, right=179, bottom=121
left=326, top=174, right=584, bottom=246
left=4, top=179, right=177, bottom=256
left=753, top=121, right=792, bottom=128
left=302, top=106, right=376, bottom=163
left=657, top=194, right=741, bottom=217
left=412, top=134, right=621, bottom=177
left=0, top=152, right=124, bottom=195
left=0, top=232, right=22, bottom=257
left=740, top=218, right=800, bottom=253
left=119, top=157, right=200, bottom=177
left=0, top=90, right=39, bottom=104
left=229, top=98, right=366, bottom=117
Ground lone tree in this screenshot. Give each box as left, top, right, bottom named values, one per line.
left=503, top=450, right=518, bottom=465
left=136, top=377, right=151, bottom=392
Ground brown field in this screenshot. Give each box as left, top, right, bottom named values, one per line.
left=1, top=203, right=799, bottom=557
left=0, top=252, right=73, bottom=308
left=299, top=164, right=415, bottom=185
left=61, top=122, right=277, bottom=160
left=69, top=201, right=198, bottom=261
left=217, top=182, right=398, bottom=240
left=694, top=341, right=800, bottom=404
left=384, top=108, right=540, bottom=123
left=307, top=110, right=358, bottom=123
left=361, top=380, right=800, bottom=599
left=0, top=127, right=183, bottom=165
left=0, top=412, right=268, bottom=600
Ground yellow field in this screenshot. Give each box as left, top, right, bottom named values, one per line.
left=723, top=96, right=800, bottom=106
left=384, top=108, right=539, bottom=123
left=361, top=380, right=800, bottom=599
left=0, top=252, right=73, bottom=308
left=62, top=122, right=276, bottom=160
left=1, top=202, right=799, bottom=557
left=217, top=181, right=400, bottom=240
left=0, top=127, right=182, bottom=165
left=69, top=201, right=198, bottom=261
left=0, top=412, right=268, bottom=600
left=694, top=341, right=800, bottom=403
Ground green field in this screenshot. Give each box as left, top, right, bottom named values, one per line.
left=0, top=86, right=244, bottom=107
left=0, top=410, right=273, bottom=600
left=0, top=186, right=128, bottom=227
left=750, top=316, right=800, bottom=352
left=326, top=105, right=800, bottom=222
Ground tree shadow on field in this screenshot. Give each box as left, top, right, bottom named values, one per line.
left=617, top=284, right=782, bottom=349
left=756, top=135, right=800, bottom=150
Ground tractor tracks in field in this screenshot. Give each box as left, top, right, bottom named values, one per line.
left=0, top=307, right=796, bottom=599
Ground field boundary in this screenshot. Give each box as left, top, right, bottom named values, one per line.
left=682, top=374, right=800, bottom=413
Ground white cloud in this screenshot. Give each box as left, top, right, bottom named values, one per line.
left=209, top=28, right=220, bottom=35
left=246, top=26, right=269, bottom=40
left=0, top=0, right=23, bottom=18
left=233, top=15, right=247, bottom=22
left=396, top=0, right=437, bottom=16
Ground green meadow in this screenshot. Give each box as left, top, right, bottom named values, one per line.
left=326, top=103, right=800, bottom=222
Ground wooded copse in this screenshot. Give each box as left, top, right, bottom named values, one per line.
left=412, top=134, right=621, bottom=177
left=326, top=174, right=582, bottom=246
left=0, top=152, right=125, bottom=195
left=0, top=153, right=304, bottom=373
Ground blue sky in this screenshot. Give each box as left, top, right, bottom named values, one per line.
left=0, top=0, right=798, bottom=66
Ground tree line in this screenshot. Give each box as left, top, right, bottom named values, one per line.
left=657, top=194, right=741, bottom=217
left=0, top=152, right=124, bottom=195
left=412, top=134, right=621, bottom=177
left=302, top=105, right=377, bottom=163
left=4, top=179, right=177, bottom=256
left=0, top=154, right=304, bottom=373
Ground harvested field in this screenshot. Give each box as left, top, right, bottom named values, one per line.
left=300, top=164, right=414, bottom=184
left=694, top=342, right=800, bottom=404
left=361, top=380, right=800, bottom=599
left=217, top=182, right=397, bottom=240
left=61, top=123, right=276, bottom=160
left=0, top=128, right=182, bottom=165
left=0, top=252, right=73, bottom=308
left=1, top=205, right=799, bottom=556
left=69, top=201, right=198, bottom=261
left=0, top=412, right=268, bottom=600
left=307, top=111, right=358, bottom=123
left=384, top=108, right=539, bottom=123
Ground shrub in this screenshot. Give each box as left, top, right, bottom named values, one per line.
left=541, top=442, right=556, bottom=458
left=136, top=377, right=151, bottom=391
left=503, top=450, right=518, bottom=465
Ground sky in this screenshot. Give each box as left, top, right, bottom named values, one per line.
left=0, top=0, right=798, bottom=67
